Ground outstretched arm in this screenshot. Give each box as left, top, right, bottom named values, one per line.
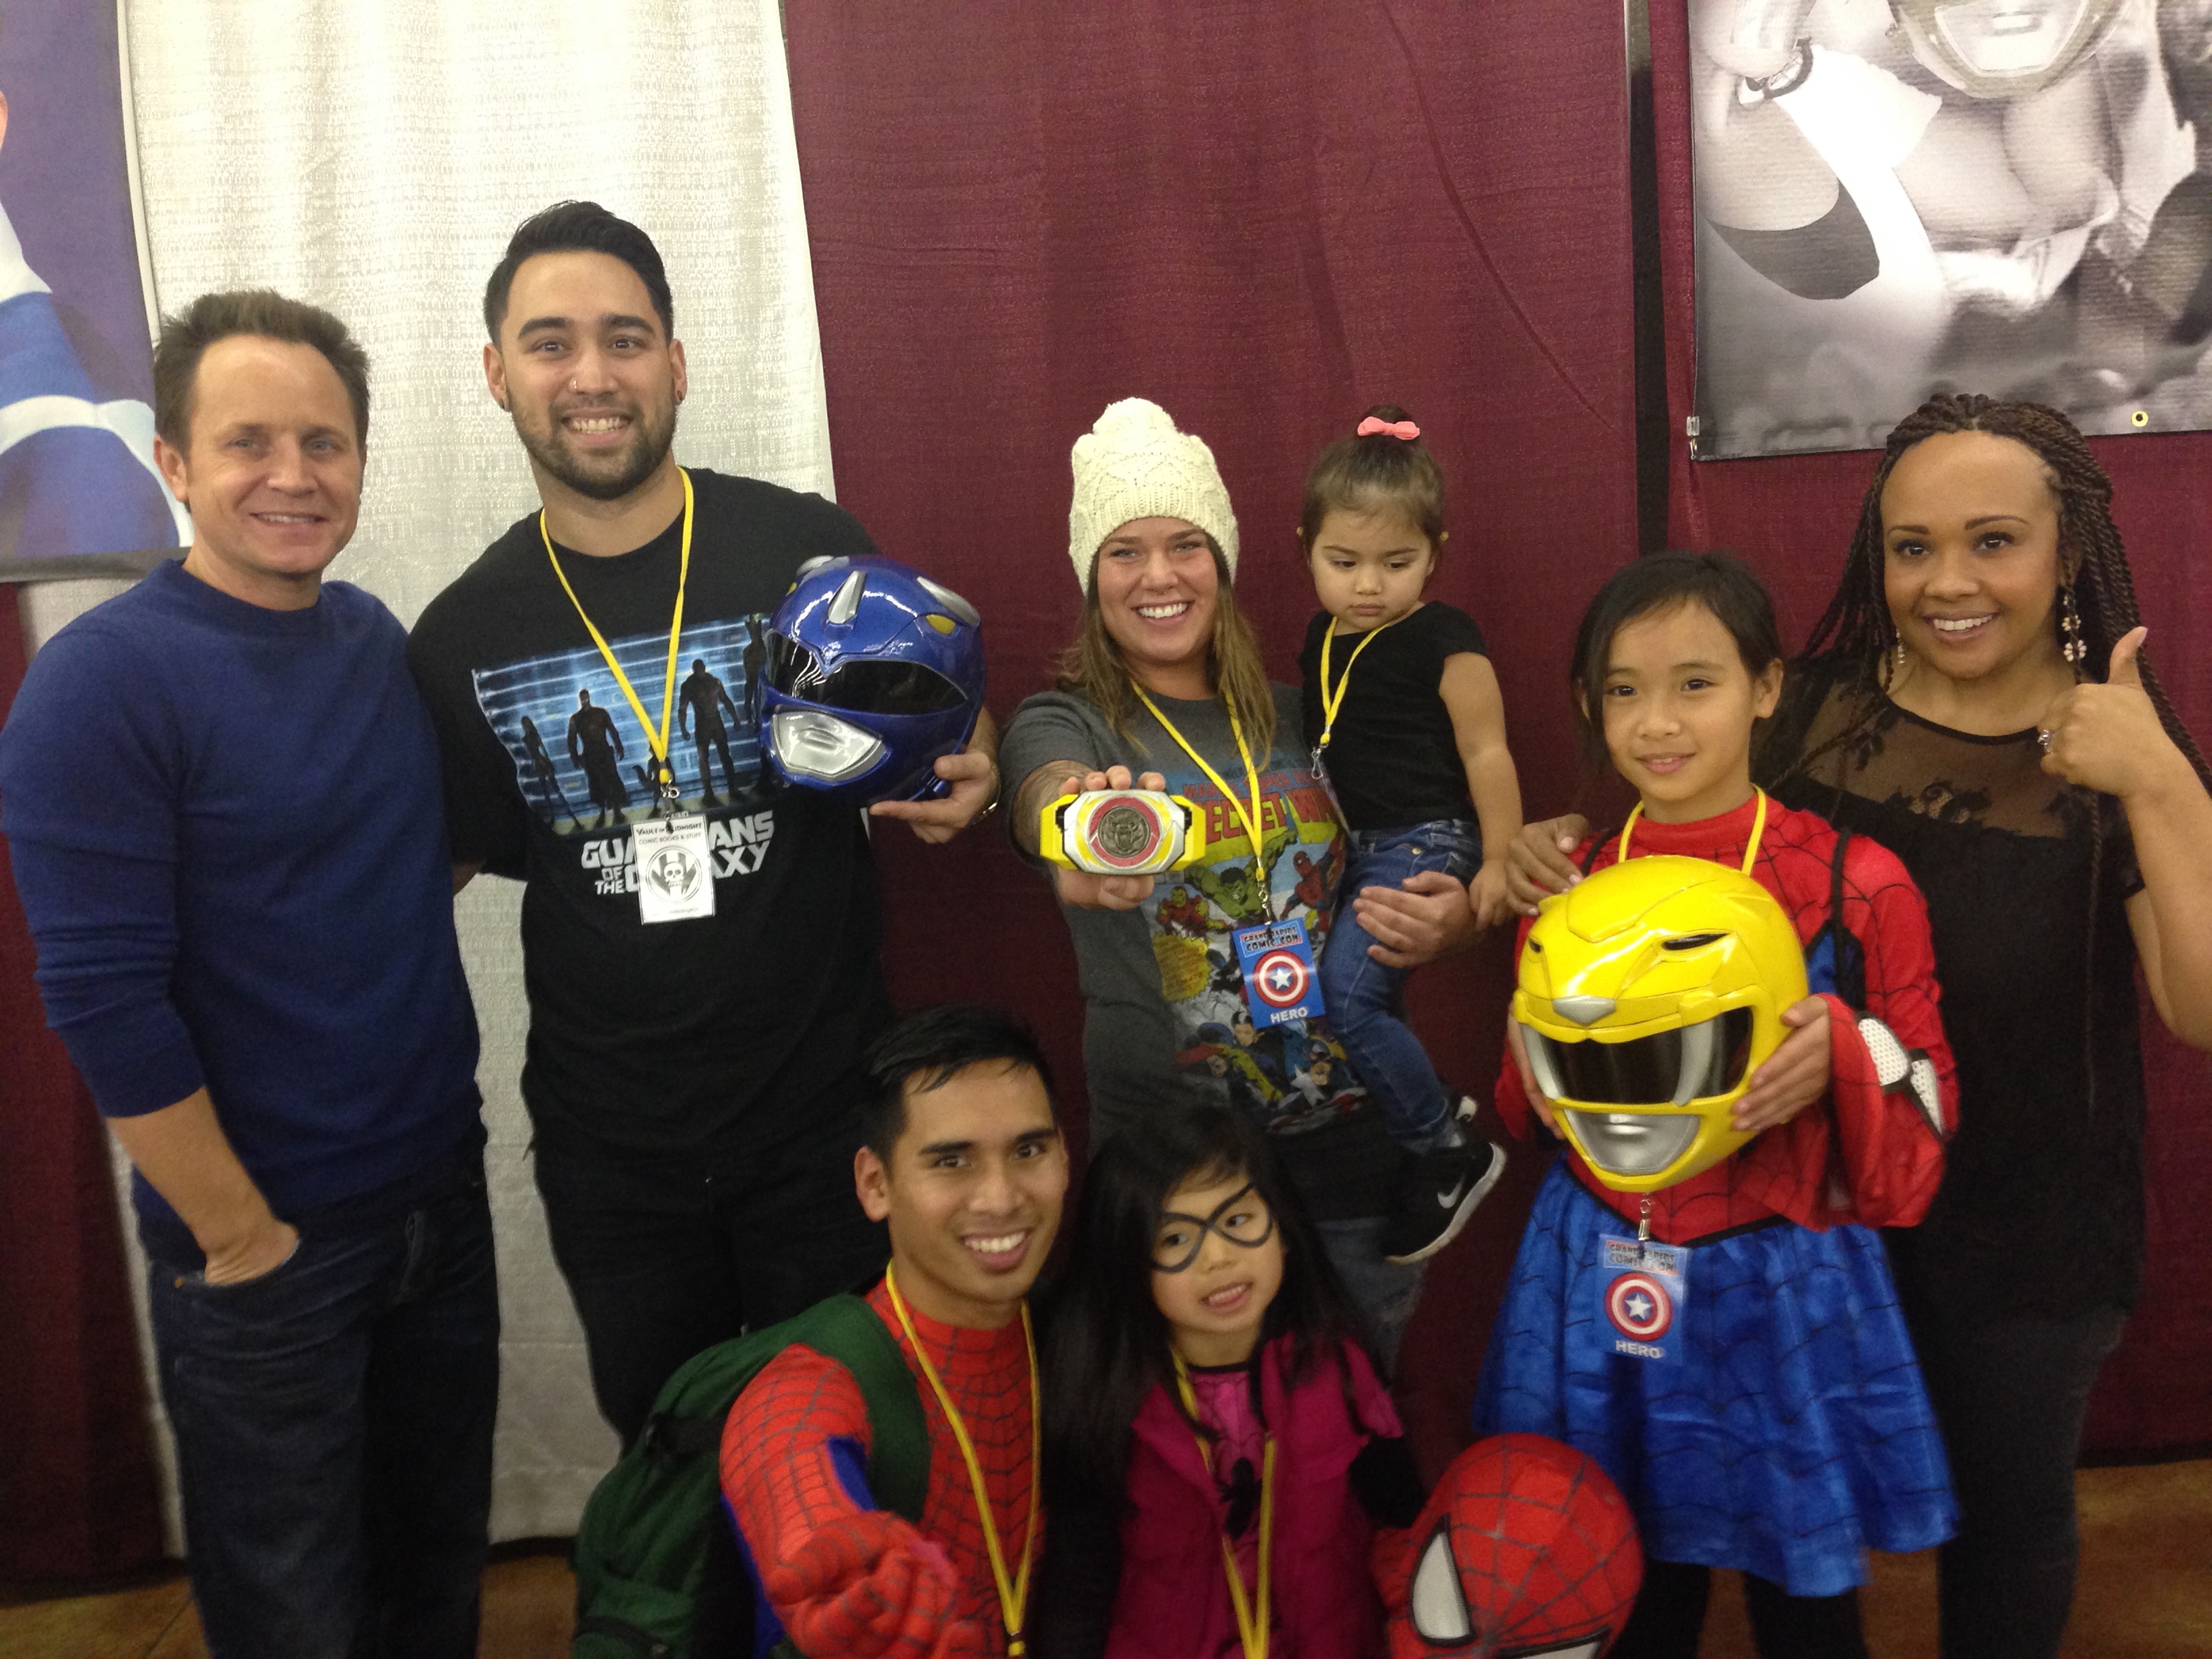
left=869, top=708, right=1003, bottom=843
left=721, top=1346, right=989, bottom=1659
left=1008, top=758, right=1168, bottom=911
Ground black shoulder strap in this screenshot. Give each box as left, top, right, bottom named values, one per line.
left=651, top=1294, right=931, bottom=1525
left=1578, top=832, right=1607, bottom=876
left=784, top=1294, right=933, bottom=1525
left=1828, top=827, right=1866, bottom=1008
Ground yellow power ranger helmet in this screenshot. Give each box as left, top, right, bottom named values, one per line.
left=1513, top=834, right=1807, bottom=1193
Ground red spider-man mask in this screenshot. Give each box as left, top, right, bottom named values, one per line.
left=1385, top=1435, right=1642, bottom=1658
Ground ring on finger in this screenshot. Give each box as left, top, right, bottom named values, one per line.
left=2036, top=729, right=2053, bottom=751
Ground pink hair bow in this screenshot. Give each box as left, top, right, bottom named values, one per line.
left=1357, top=416, right=1419, bottom=440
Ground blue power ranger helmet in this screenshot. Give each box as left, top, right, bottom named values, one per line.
left=759, top=554, right=985, bottom=804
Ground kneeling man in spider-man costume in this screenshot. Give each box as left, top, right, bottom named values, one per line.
left=720, top=1005, right=1067, bottom=1658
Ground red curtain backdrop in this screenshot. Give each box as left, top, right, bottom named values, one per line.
left=0, top=583, right=163, bottom=1581
left=783, top=1, right=1639, bottom=1469
left=1646, top=5, right=2212, bottom=1452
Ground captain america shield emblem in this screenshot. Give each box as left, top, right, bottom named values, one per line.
left=1250, top=948, right=1311, bottom=1011
left=1605, top=1271, right=1673, bottom=1341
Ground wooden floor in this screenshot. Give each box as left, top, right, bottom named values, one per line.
left=3, top=1460, right=2207, bottom=1657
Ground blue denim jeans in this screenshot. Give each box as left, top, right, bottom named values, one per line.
left=1319, top=818, right=1480, bottom=1150
left=1315, top=1214, right=1426, bottom=1376
left=140, top=1145, right=499, bottom=1659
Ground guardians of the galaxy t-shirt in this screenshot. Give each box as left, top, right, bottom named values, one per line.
left=407, top=469, right=890, bottom=1164
left=1000, top=684, right=1397, bottom=1218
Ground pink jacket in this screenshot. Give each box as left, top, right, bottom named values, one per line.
left=1103, top=1335, right=1403, bottom=1659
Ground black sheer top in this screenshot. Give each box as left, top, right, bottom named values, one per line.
left=1768, top=675, right=2146, bottom=1319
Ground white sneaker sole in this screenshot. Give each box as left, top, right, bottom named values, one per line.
left=1385, top=1140, right=1507, bottom=1265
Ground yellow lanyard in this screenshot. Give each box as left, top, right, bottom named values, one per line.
left=1172, top=1355, right=1275, bottom=1659
left=1128, top=680, right=1270, bottom=860
left=1618, top=786, right=1769, bottom=876
left=884, top=1264, right=1041, bottom=1657
left=1313, top=616, right=1401, bottom=754
left=539, top=468, right=695, bottom=803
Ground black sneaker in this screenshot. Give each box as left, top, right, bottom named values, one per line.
left=1381, top=1137, right=1507, bottom=1265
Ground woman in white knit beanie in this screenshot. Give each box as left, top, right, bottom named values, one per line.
left=1050, top=396, right=1273, bottom=761
left=1001, top=396, right=1476, bottom=1376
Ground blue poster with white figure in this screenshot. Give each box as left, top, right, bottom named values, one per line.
left=0, top=3, right=188, bottom=580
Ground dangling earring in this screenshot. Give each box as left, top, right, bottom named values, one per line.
left=2060, top=583, right=2085, bottom=664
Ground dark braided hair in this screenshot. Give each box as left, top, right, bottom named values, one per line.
left=1785, top=392, right=2209, bottom=785
left=1776, top=392, right=2212, bottom=1111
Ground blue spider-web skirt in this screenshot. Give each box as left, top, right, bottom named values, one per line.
left=1473, top=1159, right=1954, bottom=1597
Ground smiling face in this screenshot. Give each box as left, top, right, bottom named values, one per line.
left=1149, top=1168, right=1284, bottom=1368
left=1881, top=429, right=2070, bottom=689
left=855, top=1059, right=1067, bottom=1330
left=156, top=335, right=363, bottom=611
left=1891, top=0, right=2116, bottom=97
left=485, top=249, right=685, bottom=504
left=1091, top=516, right=1220, bottom=694
left=1307, top=503, right=1436, bottom=633
left=1597, top=599, right=1782, bottom=825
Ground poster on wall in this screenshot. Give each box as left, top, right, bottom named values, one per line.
left=0, top=2, right=187, bottom=580
left=1688, top=0, right=2212, bottom=459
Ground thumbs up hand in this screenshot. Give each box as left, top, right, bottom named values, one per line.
left=2106, top=626, right=2147, bottom=691
left=2039, top=627, right=2177, bottom=797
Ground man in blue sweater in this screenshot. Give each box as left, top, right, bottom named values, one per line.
left=0, top=290, right=495, bottom=1658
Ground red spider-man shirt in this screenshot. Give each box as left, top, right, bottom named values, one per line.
left=719, top=1277, right=1038, bottom=1658
left=1494, top=794, right=1957, bottom=1246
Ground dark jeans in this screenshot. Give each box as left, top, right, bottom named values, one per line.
left=1896, top=1290, right=2127, bottom=1659
left=1313, top=1214, right=1425, bottom=1375
left=533, top=1129, right=889, bottom=1446
left=140, top=1148, right=499, bottom=1659
left=1317, top=818, right=1479, bottom=1150
left=1614, top=1560, right=1866, bottom=1659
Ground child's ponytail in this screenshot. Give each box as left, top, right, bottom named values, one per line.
left=1298, top=404, right=1447, bottom=552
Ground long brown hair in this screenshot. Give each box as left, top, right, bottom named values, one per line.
left=1054, top=539, right=1277, bottom=761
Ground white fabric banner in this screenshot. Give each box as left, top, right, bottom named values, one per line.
left=22, top=0, right=838, bottom=1548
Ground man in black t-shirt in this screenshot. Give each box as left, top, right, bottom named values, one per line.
left=408, top=202, right=999, bottom=1446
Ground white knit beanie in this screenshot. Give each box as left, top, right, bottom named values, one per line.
left=1067, top=398, right=1240, bottom=591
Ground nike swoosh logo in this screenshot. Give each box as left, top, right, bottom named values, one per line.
left=1437, top=1176, right=1471, bottom=1209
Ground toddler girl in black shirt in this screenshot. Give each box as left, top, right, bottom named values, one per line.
left=1294, top=407, right=1521, bottom=1265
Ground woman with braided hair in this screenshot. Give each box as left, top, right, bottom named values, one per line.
left=1506, top=392, right=2212, bottom=1659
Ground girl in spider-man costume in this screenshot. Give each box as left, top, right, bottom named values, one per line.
left=1474, top=554, right=1958, bottom=1659
left=1031, top=1105, right=1427, bottom=1659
